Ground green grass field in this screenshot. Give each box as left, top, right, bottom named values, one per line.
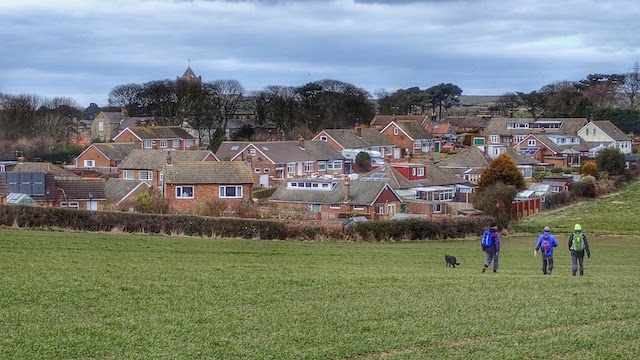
left=1, top=182, right=640, bottom=359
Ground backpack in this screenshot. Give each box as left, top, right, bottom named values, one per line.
left=540, top=235, right=551, bottom=252
left=572, top=233, right=585, bottom=251
left=481, top=230, right=493, bottom=249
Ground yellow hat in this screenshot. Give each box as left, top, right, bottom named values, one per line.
left=574, top=224, right=582, bottom=231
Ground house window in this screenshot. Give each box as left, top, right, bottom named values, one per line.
left=393, top=127, right=399, bottom=135
left=219, top=186, right=243, bottom=198
left=417, top=167, right=425, bottom=176
left=61, top=202, right=79, bottom=209
left=304, top=162, right=314, bottom=172
left=318, top=161, right=326, bottom=171
left=143, top=140, right=153, bottom=149
left=159, top=140, right=168, bottom=148
left=185, top=139, right=193, bottom=148
left=176, top=186, right=194, bottom=198
left=412, top=168, right=416, bottom=176
left=255, top=168, right=261, bottom=173
left=320, top=136, right=328, bottom=142
left=414, top=141, right=420, bottom=149
left=307, top=204, right=321, bottom=212
left=139, top=171, right=153, bottom=181
left=327, top=161, right=342, bottom=170
left=287, top=163, right=296, bottom=176
left=352, top=205, right=365, bottom=211
left=586, top=129, right=589, bottom=135
left=433, top=204, right=442, bottom=213
left=173, top=139, right=180, bottom=148
left=375, top=205, right=384, bottom=214
left=528, top=139, right=536, bottom=146
left=593, top=129, right=596, bottom=135
left=330, top=204, right=340, bottom=209
left=249, top=148, right=256, bottom=156
left=514, top=135, right=526, bottom=143
left=263, top=168, right=270, bottom=173
left=98, top=122, right=104, bottom=131
left=123, top=170, right=134, bottom=180
left=490, top=135, right=500, bottom=144
left=84, top=160, right=95, bottom=168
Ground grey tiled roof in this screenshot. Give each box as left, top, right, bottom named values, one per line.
left=92, top=143, right=137, bottom=161
left=360, top=165, right=421, bottom=189
left=215, top=141, right=250, bottom=161
left=370, top=115, right=430, bottom=127
left=395, top=121, right=430, bottom=139
left=423, top=163, right=467, bottom=186
left=304, top=141, right=345, bottom=160
left=437, top=146, right=492, bottom=169
left=124, top=126, right=195, bottom=140
left=484, top=117, right=587, bottom=137
left=105, top=178, right=149, bottom=204
left=56, top=178, right=106, bottom=200
left=119, top=149, right=215, bottom=170
left=163, top=161, right=253, bottom=184
left=526, top=135, right=590, bottom=154
left=320, top=128, right=393, bottom=148
left=505, top=147, right=539, bottom=165
left=591, top=121, right=630, bottom=141
left=216, top=141, right=318, bottom=163
left=12, top=162, right=79, bottom=178
left=269, top=179, right=395, bottom=206
left=102, top=112, right=124, bottom=124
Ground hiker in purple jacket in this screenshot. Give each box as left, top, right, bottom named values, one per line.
left=534, top=226, right=558, bottom=275
left=482, top=222, right=500, bottom=273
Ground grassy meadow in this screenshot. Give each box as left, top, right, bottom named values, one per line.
left=1, top=181, right=640, bottom=359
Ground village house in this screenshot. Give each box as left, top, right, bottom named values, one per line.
left=215, top=139, right=344, bottom=187
left=118, top=149, right=218, bottom=191
left=112, top=126, right=198, bottom=150
left=73, top=143, right=138, bottom=176
left=104, top=178, right=152, bottom=211
left=369, top=114, right=430, bottom=130
left=312, top=125, right=396, bottom=159
left=483, top=117, right=587, bottom=145
left=90, top=109, right=146, bottom=142
left=379, top=120, right=432, bottom=156
left=162, top=161, right=254, bottom=214
left=577, top=120, right=633, bottom=155
left=268, top=177, right=403, bottom=220
left=513, top=133, right=588, bottom=169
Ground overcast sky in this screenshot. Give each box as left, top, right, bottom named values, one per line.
left=2, top=0, right=640, bottom=108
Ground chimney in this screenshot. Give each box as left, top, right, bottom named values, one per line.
left=166, top=151, right=172, bottom=165
left=355, top=124, right=362, bottom=137
left=298, top=136, right=305, bottom=149
left=343, top=176, right=351, bottom=203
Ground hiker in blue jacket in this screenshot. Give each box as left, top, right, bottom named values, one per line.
left=481, top=222, right=500, bottom=273
left=534, top=226, right=558, bottom=275
left=568, top=224, right=591, bottom=276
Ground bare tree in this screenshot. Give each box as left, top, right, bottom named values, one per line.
left=0, top=93, right=39, bottom=140
left=108, top=83, right=143, bottom=112
left=496, top=92, right=522, bottom=117
left=622, top=61, right=640, bottom=110
left=34, top=97, right=81, bottom=148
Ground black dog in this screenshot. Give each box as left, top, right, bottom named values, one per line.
left=445, top=254, right=460, bottom=268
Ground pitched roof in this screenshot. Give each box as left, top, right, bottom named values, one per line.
left=370, top=115, right=430, bottom=127
left=105, top=178, right=150, bottom=205
left=591, top=120, right=630, bottom=141
left=423, top=163, right=467, bottom=186
left=520, top=134, right=590, bottom=155
left=269, top=179, right=398, bottom=206
left=90, top=143, right=138, bottom=161
left=318, top=128, right=393, bottom=149
left=56, top=178, right=106, bottom=200
left=100, top=111, right=125, bottom=124
left=215, top=141, right=251, bottom=161
left=360, top=165, right=421, bottom=189
left=426, top=122, right=453, bottom=137
left=391, top=121, right=430, bottom=139
left=115, top=126, right=195, bottom=141
left=485, top=117, right=587, bottom=137
left=216, top=141, right=318, bottom=163
left=119, top=149, right=215, bottom=170
left=437, top=146, right=492, bottom=170
left=304, top=141, right=345, bottom=160
left=163, top=161, right=254, bottom=184
left=12, top=162, right=79, bottom=178
left=180, top=66, right=199, bottom=80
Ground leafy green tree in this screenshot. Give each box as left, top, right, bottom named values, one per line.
left=355, top=151, right=371, bottom=172
left=425, top=83, right=462, bottom=120
left=478, top=153, right=526, bottom=192
left=131, top=191, right=168, bottom=214
left=595, top=147, right=626, bottom=176
left=472, top=182, right=518, bottom=228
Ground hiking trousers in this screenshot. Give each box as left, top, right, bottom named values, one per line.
left=571, top=251, right=585, bottom=276
left=542, top=255, right=554, bottom=274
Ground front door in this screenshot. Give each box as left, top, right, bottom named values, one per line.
left=259, top=174, right=269, bottom=187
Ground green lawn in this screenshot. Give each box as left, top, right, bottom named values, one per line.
left=1, top=224, right=639, bottom=359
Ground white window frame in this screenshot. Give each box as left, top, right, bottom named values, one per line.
left=433, top=204, right=442, bottom=213
left=317, top=161, right=327, bottom=171
left=98, top=121, right=104, bottom=132
left=414, top=141, right=420, bottom=149
left=353, top=205, right=365, bottom=211
left=176, top=186, right=194, bottom=199
left=159, top=140, right=168, bottom=148
left=304, top=161, right=314, bottom=173
left=287, top=163, right=296, bottom=177
left=185, top=139, right=193, bottom=148
left=139, top=171, right=153, bottom=181
left=330, top=204, right=341, bottom=209
left=255, top=168, right=261, bottom=173
left=528, top=139, right=536, bottom=146
left=263, top=168, right=270, bottom=173
left=320, top=136, right=328, bottom=142
left=143, top=140, right=153, bottom=149
left=393, top=127, right=399, bottom=135
left=172, top=139, right=180, bottom=148
left=61, top=201, right=79, bottom=209
left=219, top=186, right=243, bottom=198
left=416, top=167, right=425, bottom=176
left=490, top=135, right=500, bottom=144
left=123, top=170, right=134, bottom=180
left=249, top=148, right=256, bottom=156
left=84, top=159, right=95, bottom=168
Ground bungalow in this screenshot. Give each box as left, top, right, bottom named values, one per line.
left=268, top=177, right=403, bottom=220
left=514, top=134, right=588, bottom=169
left=104, top=178, right=152, bottom=211
left=312, top=125, right=395, bottom=159
left=163, top=161, right=254, bottom=214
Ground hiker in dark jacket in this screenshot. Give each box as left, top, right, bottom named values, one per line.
left=482, top=222, right=500, bottom=273
left=568, top=224, right=591, bottom=276
left=534, top=226, right=558, bottom=275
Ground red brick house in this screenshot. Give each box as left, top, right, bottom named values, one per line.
left=73, top=143, right=137, bottom=176
left=513, top=134, right=587, bottom=169
left=118, top=149, right=218, bottom=191
left=112, top=126, right=198, bottom=150
left=379, top=121, right=431, bottom=156
left=268, top=177, right=403, bottom=220
left=312, top=125, right=395, bottom=159
left=162, top=161, right=254, bottom=214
